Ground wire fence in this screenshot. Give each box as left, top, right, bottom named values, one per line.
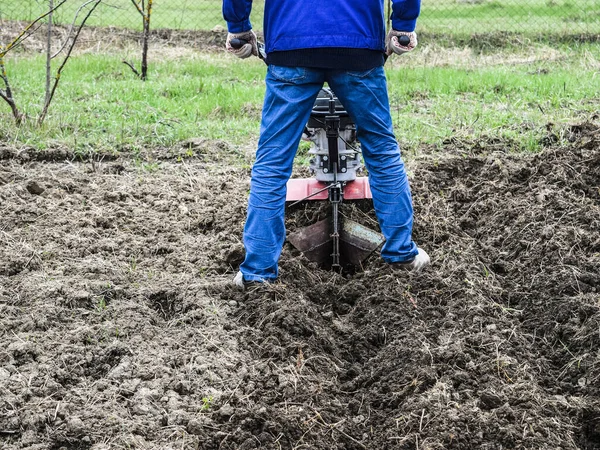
left=1, top=0, right=599, bottom=37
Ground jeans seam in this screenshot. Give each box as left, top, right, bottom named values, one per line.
left=345, top=66, right=379, bottom=79
left=268, top=65, right=307, bottom=83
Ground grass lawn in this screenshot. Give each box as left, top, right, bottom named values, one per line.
left=419, top=0, right=600, bottom=34
left=0, top=40, right=598, bottom=156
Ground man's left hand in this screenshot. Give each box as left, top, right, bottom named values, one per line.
left=386, top=30, right=418, bottom=56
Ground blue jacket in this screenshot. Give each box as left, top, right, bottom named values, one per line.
left=223, top=0, right=421, bottom=54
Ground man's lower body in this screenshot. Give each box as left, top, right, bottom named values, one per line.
left=238, top=65, right=423, bottom=283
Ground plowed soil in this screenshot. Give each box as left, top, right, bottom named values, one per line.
left=1, top=123, right=599, bottom=450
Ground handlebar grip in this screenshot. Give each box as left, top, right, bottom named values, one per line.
left=397, top=35, right=411, bottom=47
left=230, top=38, right=248, bottom=49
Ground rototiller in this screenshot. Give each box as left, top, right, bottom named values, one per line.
left=230, top=37, right=410, bottom=269
left=285, top=88, right=384, bottom=269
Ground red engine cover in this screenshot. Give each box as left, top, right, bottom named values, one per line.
left=286, top=177, right=372, bottom=202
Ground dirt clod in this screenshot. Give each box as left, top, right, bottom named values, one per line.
left=25, top=180, right=44, bottom=195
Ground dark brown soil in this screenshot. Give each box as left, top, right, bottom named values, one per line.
left=1, top=123, right=599, bottom=449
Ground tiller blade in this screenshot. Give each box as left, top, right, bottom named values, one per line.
left=286, top=176, right=383, bottom=268
left=287, top=217, right=384, bottom=267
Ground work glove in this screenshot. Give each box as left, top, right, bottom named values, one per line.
left=385, top=30, right=418, bottom=56
left=226, top=30, right=258, bottom=59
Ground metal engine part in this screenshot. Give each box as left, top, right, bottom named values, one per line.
left=304, top=89, right=363, bottom=183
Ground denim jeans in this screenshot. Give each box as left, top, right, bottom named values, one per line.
left=240, top=65, right=418, bottom=282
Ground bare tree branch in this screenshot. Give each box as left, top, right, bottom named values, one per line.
left=1, top=0, right=101, bottom=126
left=0, top=58, right=24, bottom=125
left=122, top=59, right=141, bottom=77
left=45, top=0, right=55, bottom=108
left=51, top=0, right=106, bottom=59
left=38, top=0, right=102, bottom=125
left=124, top=0, right=152, bottom=80
left=129, top=0, right=144, bottom=16
left=141, top=0, right=153, bottom=80
left=0, top=0, right=67, bottom=58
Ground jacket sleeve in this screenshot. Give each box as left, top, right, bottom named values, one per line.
left=222, top=0, right=253, bottom=33
left=391, top=0, right=421, bottom=32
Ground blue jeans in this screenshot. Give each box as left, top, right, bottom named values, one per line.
left=240, top=65, right=418, bottom=282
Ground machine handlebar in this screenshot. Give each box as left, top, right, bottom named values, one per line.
left=397, top=35, right=411, bottom=47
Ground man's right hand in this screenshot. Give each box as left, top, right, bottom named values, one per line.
left=226, top=30, right=258, bottom=59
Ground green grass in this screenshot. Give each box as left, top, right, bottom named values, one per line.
left=387, top=65, right=596, bottom=152
left=1, top=50, right=267, bottom=153
left=384, top=41, right=600, bottom=150
left=0, top=0, right=598, bottom=35
left=1, top=42, right=598, bottom=156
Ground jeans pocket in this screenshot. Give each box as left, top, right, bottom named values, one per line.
left=346, top=66, right=381, bottom=79
left=268, top=65, right=307, bottom=83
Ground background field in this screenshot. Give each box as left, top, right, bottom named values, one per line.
left=0, top=30, right=598, bottom=157
left=0, top=0, right=599, bottom=157
left=1, top=0, right=600, bottom=34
